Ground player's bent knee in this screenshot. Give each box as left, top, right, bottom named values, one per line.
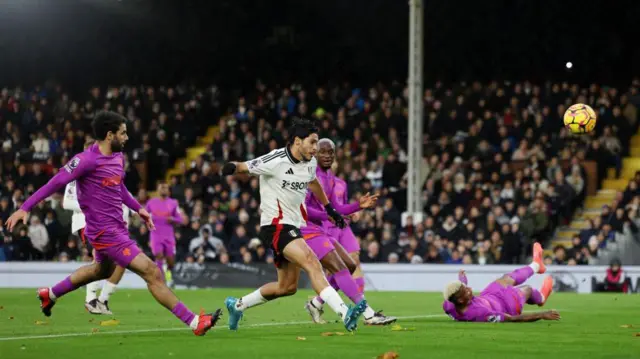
left=278, top=284, right=297, bottom=297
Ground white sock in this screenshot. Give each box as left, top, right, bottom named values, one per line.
left=311, top=296, right=324, bottom=310
left=236, top=289, right=268, bottom=311
left=364, top=305, right=376, bottom=319
left=319, top=286, right=348, bottom=320
left=189, top=315, right=199, bottom=330
left=86, top=281, right=101, bottom=302
left=529, top=262, right=540, bottom=273
left=98, top=281, right=117, bottom=303
left=48, top=288, right=57, bottom=301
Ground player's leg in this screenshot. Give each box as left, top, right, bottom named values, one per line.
left=151, top=239, right=166, bottom=282
left=225, top=260, right=301, bottom=330
left=495, top=242, right=546, bottom=287
left=521, top=276, right=554, bottom=307
left=121, top=240, right=221, bottom=336
left=85, top=246, right=104, bottom=314
left=39, top=255, right=115, bottom=317
left=96, top=265, right=126, bottom=315
left=164, top=239, right=177, bottom=287
left=283, top=237, right=366, bottom=331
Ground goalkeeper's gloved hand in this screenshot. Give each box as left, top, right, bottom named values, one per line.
left=222, top=163, right=237, bottom=176
left=325, top=204, right=346, bottom=229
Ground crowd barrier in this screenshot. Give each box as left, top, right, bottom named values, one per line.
left=1, top=262, right=639, bottom=293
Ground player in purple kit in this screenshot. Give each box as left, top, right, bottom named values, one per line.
left=146, top=181, right=186, bottom=287
left=303, top=139, right=397, bottom=325
left=443, top=242, right=559, bottom=323
left=4, top=111, right=221, bottom=336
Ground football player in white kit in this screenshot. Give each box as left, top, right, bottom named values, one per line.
left=221, top=119, right=368, bottom=332
left=62, top=139, right=131, bottom=315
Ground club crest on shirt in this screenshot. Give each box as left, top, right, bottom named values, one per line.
left=64, top=157, right=81, bottom=173
left=248, top=159, right=261, bottom=170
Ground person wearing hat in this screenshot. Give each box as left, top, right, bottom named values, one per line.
left=442, top=243, right=559, bottom=322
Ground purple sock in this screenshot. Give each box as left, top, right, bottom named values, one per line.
left=155, top=260, right=165, bottom=281
left=171, top=301, right=196, bottom=327
left=355, top=277, right=365, bottom=294
left=332, top=269, right=364, bottom=304
left=51, top=276, right=78, bottom=299
left=527, top=288, right=544, bottom=305
left=508, top=266, right=534, bottom=286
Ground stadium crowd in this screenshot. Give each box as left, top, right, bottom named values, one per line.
left=1, top=80, right=639, bottom=266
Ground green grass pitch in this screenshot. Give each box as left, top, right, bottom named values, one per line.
left=0, top=289, right=638, bottom=359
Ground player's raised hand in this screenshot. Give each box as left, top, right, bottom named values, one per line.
left=4, top=209, right=28, bottom=232
left=541, top=310, right=561, bottom=321
left=358, top=192, right=379, bottom=209
left=138, top=208, right=156, bottom=231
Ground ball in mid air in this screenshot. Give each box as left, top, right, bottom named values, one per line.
left=563, top=103, right=597, bottom=134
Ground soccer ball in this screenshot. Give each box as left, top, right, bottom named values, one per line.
left=563, top=104, right=597, bottom=134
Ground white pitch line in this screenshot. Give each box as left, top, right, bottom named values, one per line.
left=0, top=314, right=445, bottom=342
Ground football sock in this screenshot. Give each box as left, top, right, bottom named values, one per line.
left=236, top=289, right=268, bottom=311
left=508, top=266, right=534, bottom=286
left=364, top=305, right=377, bottom=319
left=319, top=286, right=349, bottom=320
left=51, top=276, right=78, bottom=299
left=527, top=288, right=545, bottom=305
left=528, top=262, right=541, bottom=273
left=332, top=269, right=364, bottom=304
left=98, top=281, right=117, bottom=303
left=171, top=301, right=196, bottom=328
left=85, top=281, right=101, bottom=302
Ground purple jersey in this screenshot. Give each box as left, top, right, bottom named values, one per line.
left=443, top=277, right=525, bottom=323
left=303, top=167, right=360, bottom=230
left=145, top=197, right=182, bottom=241
left=22, top=144, right=141, bottom=245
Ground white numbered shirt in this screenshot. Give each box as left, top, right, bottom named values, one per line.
left=245, top=146, right=316, bottom=228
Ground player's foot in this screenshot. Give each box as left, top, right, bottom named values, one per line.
left=37, top=288, right=55, bottom=317
left=532, top=242, right=546, bottom=274
left=343, top=299, right=368, bottom=332
left=364, top=310, right=398, bottom=326
left=539, top=276, right=553, bottom=307
left=97, top=300, right=113, bottom=315
left=84, top=299, right=102, bottom=315
left=304, top=301, right=327, bottom=324
left=193, top=309, right=223, bottom=336
left=225, top=297, right=244, bottom=330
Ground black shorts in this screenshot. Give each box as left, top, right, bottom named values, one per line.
left=259, top=224, right=302, bottom=268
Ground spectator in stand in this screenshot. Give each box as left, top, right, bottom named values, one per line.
left=604, top=259, right=628, bottom=293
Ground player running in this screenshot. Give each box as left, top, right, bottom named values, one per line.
left=303, top=138, right=397, bottom=325
left=442, top=242, right=559, bottom=323
left=145, top=181, right=186, bottom=287
left=62, top=139, right=131, bottom=315
left=4, top=111, right=221, bottom=336
left=221, top=119, right=367, bottom=332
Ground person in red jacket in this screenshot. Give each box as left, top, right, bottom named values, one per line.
left=605, top=259, right=628, bottom=293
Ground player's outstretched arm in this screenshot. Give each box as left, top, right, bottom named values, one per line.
left=504, top=310, right=561, bottom=323
left=5, top=155, right=93, bottom=231
left=222, top=162, right=248, bottom=175
left=309, top=178, right=346, bottom=228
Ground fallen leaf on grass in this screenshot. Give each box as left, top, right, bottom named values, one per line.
left=8, top=316, right=14, bottom=320
left=100, top=319, right=120, bottom=326
left=88, top=318, right=95, bottom=323
left=0, top=306, right=4, bottom=310
left=34, top=320, right=48, bottom=325
left=376, top=351, right=399, bottom=359
left=334, top=332, right=346, bottom=336
left=91, top=328, right=99, bottom=334
left=620, top=325, right=633, bottom=328
left=634, top=333, right=640, bottom=337
left=390, top=325, right=415, bottom=332
left=296, top=336, right=306, bottom=341
left=321, top=332, right=335, bottom=337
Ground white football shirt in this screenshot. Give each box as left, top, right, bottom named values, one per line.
left=63, top=181, right=131, bottom=234
left=245, top=146, right=317, bottom=228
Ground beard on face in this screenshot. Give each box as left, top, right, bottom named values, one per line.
left=111, top=138, right=123, bottom=152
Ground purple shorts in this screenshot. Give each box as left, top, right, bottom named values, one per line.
left=150, top=238, right=176, bottom=257
left=91, top=235, right=142, bottom=268
left=327, top=226, right=360, bottom=253
left=301, top=225, right=335, bottom=260
left=481, top=282, right=527, bottom=316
